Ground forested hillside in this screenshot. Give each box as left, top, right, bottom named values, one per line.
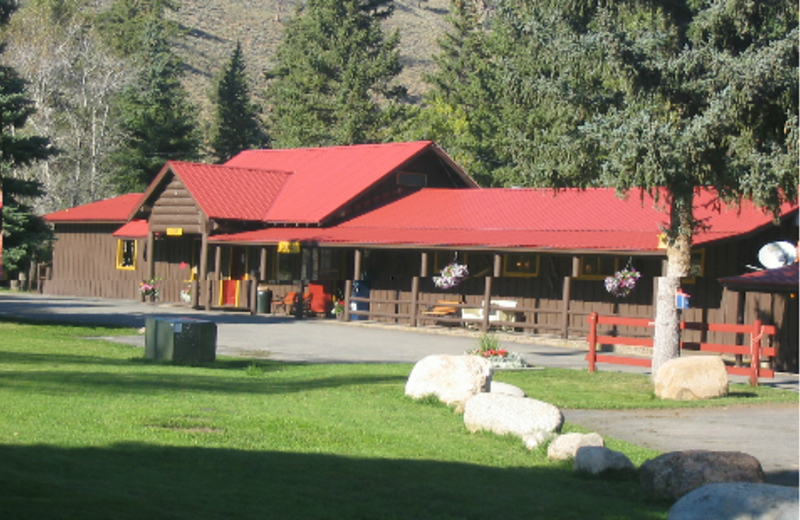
left=167, top=0, right=450, bottom=105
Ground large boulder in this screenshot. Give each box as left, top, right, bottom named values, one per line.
left=640, top=450, right=765, bottom=500
left=654, top=356, right=729, bottom=400
left=547, top=432, right=605, bottom=461
left=463, top=393, right=563, bottom=439
left=574, top=446, right=635, bottom=475
left=668, top=483, right=798, bottom=520
left=405, top=355, right=493, bottom=407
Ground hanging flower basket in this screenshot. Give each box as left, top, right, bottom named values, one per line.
left=604, top=268, right=641, bottom=298
left=434, top=262, right=469, bottom=289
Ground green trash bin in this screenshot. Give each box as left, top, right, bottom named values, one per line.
left=257, top=288, right=272, bottom=314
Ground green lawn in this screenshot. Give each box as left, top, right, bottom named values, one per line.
left=1, top=320, right=795, bottom=519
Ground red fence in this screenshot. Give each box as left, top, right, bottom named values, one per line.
left=586, top=312, right=777, bottom=386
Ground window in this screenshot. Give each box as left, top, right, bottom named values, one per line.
left=397, top=171, right=427, bottom=187
left=116, top=240, right=137, bottom=270
left=683, top=249, right=705, bottom=283
left=503, top=253, right=540, bottom=277
left=577, top=255, right=616, bottom=279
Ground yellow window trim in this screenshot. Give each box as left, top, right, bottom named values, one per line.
left=575, top=256, right=619, bottom=280
left=682, top=249, right=706, bottom=284
left=502, top=253, right=540, bottom=277
left=115, top=239, right=137, bottom=271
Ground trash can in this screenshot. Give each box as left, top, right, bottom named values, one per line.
left=350, top=280, right=370, bottom=321
left=145, top=317, right=217, bottom=364
left=257, top=288, right=272, bottom=314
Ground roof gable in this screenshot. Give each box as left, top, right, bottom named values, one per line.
left=44, top=193, right=144, bottom=223
left=167, top=162, right=292, bottom=221
left=225, top=141, right=475, bottom=224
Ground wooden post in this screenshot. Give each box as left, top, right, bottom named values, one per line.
left=344, top=279, right=353, bottom=321
left=353, top=249, right=363, bottom=280
left=481, top=276, right=492, bottom=332
left=735, top=290, right=746, bottom=367
left=249, top=270, right=258, bottom=316
left=750, top=319, right=763, bottom=387
left=197, top=225, right=209, bottom=310
left=259, top=247, right=268, bottom=281
left=561, top=256, right=580, bottom=339
left=493, top=253, right=502, bottom=277
left=410, top=276, right=420, bottom=327
left=420, top=252, right=429, bottom=277
left=147, top=231, right=156, bottom=281
left=587, top=312, right=598, bottom=372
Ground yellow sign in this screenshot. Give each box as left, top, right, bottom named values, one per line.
left=166, top=227, right=184, bottom=236
left=277, top=241, right=301, bottom=254
left=657, top=233, right=667, bottom=249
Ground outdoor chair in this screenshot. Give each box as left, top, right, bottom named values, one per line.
left=273, top=291, right=297, bottom=315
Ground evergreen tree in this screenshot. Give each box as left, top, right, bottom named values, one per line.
left=1, top=1, right=56, bottom=278
left=208, top=41, right=264, bottom=163
left=265, top=0, right=407, bottom=148
left=96, top=0, right=181, bottom=58
left=492, top=0, right=798, bottom=375
left=109, top=14, right=199, bottom=193
left=415, top=0, right=504, bottom=186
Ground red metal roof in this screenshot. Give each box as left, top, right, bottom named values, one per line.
left=719, top=263, right=798, bottom=291
left=166, top=162, right=291, bottom=221
left=44, top=193, right=144, bottom=222
left=112, top=219, right=149, bottom=238
left=211, top=188, right=797, bottom=252
left=224, top=141, right=455, bottom=223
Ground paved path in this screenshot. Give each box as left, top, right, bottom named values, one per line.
left=1, top=292, right=797, bottom=486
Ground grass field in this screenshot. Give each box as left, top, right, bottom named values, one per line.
left=1, top=319, right=795, bottom=519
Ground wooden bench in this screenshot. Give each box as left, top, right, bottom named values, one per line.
left=421, top=300, right=462, bottom=317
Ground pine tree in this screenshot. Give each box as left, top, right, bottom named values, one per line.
left=492, top=0, right=798, bottom=375
left=416, top=0, right=504, bottom=186
left=109, top=14, right=199, bottom=193
left=1, top=1, right=56, bottom=278
left=265, top=0, right=407, bottom=148
left=208, top=42, right=264, bottom=163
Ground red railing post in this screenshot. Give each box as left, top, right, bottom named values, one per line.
left=750, top=319, right=763, bottom=387
left=587, top=312, right=598, bottom=373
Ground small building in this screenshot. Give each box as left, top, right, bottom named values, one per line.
left=42, top=141, right=798, bottom=369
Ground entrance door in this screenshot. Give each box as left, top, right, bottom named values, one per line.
left=221, top=247, right=247, bottom=306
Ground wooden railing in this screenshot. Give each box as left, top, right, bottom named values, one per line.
left=586, top=312, right=777, bottom=386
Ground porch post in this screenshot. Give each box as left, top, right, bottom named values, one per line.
left=196, top=224, right=209, bottom=309
left=147, top=231, right=156, bottom=281
left=353, top=249, right=363, bottom=280
left=410, top=276, right=420, bottom=327
left=420, top=252, right=429, bottom=277
left=481, top=276, right=492, bottom=332
left=493, top=253, right=502, bottom=277
left=259, top=247, right=268, bottom=281
left=561, top=256, right=580, bottom=339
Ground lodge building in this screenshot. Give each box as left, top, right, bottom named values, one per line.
left=42, top=141, right=799, bottom=372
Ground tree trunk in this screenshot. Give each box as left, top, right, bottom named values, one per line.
left=651, top=192, right=694, bottom=380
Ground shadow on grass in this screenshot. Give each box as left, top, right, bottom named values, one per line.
left=0, top=443, right=669, bottom=520
left=0, top=367, right=407, bottom=396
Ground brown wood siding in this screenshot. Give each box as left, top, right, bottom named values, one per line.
left=44, top=223, right=147, bottom=300
left=149, top=174, right=203, bottom=234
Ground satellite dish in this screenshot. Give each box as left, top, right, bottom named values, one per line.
left=758, top=241, right=797, bottom=269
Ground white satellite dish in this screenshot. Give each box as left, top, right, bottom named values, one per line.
left=758, top=241, right=797, bottom=269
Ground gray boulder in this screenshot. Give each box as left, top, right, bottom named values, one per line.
left=547, top=432, right=605, bottom=461
left=668, top=483, right=799, bottom=520
left=654, top=356, right=729, bottom=400
left=463, top=393, right=563, bottom=438
left=490, top=381, right=526, bottom=397
left=640, top=450, right=765, bottom=500
left=574, top=446, right=635, bottom=475
left=405, top=355, right=493, bottom=407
